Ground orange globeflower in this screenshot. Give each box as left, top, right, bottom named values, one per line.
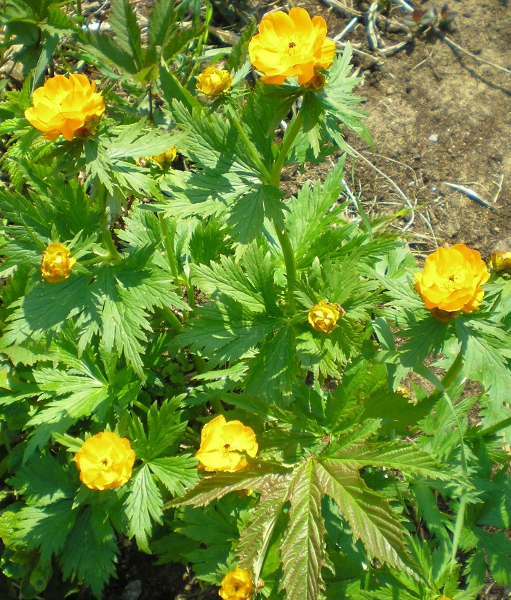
left=308, top=300, right=344, bottom=334
left=490, top=251, right=511, bottom=272
left=74, top=431, right=136, bottom=491
left=195, top=415, right=258, bottom=472
left=25, top=74, right=105, bottom=141
left=248, top=7, right=336, bottom=85
left=414, top=244, right=489, bottom=314
left=219, top=567, right=254, bottom=600
left=196, top=66, right=233, bottom=96
left=41, top=242, right=76, bottom=284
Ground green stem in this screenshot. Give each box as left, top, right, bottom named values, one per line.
left=159, top=213, right=184, bottom=299
left=480, top=416, right=511, bottom=437
left=101, top=228, right=122, bottom=263
left=210, top=398, right=225, bottom=414
left=97, top=184, right=122, bottom=263
left=80, top=254, right=111, bottom=267
left=226, top=105, right=273, bottom=182
left=435, top=352, right=470, bottom=572
left=161, top=306, right=183, bottom=332
left=133, top=399, right=149, bottom=413
left=270, top=110, right=305, bottom=186
left=276, top=228, right=297, bottom=315
left=186, top=283, right=196, bottom=310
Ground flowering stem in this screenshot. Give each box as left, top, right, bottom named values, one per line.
left=161, top=306, right=183, bottom=332
left=101, top=229, right=122, bottom=264
left=276, top=228, right=297, bottom=315
left=269, top=111, right=306, bottom=316
left=97, top=184, right=122, bottom=263
left=159, top=213, right=184, bottom=299
left=424, top=351, right=469, bottom=574
left=270, top=110, right=305, bottom=187
left=225, top=105, right=273, bottom=183
left=80, top=254, right=112, bottom=267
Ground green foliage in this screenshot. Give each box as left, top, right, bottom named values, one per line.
left=1, top=6, right=510, bottom=600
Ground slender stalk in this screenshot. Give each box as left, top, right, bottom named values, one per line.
left=101, top=228, right=122, bottom=263
left=186, top=283, right=196, bottom=310
left=210, top=398, right=225, bottom=414
left=276, top=228, right=297, bottom=315
left=133, top=400, right=149, bottom=413
left=80, top=254, right=111, bottom=267
left=270, top=110, right=305, bottom=186
left=161, top=306, right=183, bottom=332
left=159, top=213, right=184, bottom=299
left=267, top=109, right=307, bottom=316
left=225, top=105, right=273, bottom=182
left=97, top=184, right=122, bottom=263
left=435, top=351, right=470, bottom=573
left=76, top=0, right=82, bottom=16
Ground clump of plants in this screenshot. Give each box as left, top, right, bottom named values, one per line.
left=0, top=1, right=510, bottom=600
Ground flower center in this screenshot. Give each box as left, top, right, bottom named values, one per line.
left=287, top=40, right=298, bottom=56
left=223, top=443, right=231, bottom=454
left=100, top=456, right=112, bottom=469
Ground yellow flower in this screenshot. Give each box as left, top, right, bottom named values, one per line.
left=151, top=145, right=178, bottom=168
left=490, top=251, right=511, bottom=272
left=196, top=66, right=233, bottom=96
left=41, top=242, right=76, bottom=284
left=74, top=431, right=135, bottom=491
left=308, top=300, right=344, bottom=334
left=25, top=74, right=105, bottom=141
left=219, top=567, right=254, bottom=600
left=195, top=415, right=258, bottom=472
left=414, top=244, right=489, bottom=314
left=248, top=7, right=336, bottom=85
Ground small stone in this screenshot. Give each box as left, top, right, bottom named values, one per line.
left=120, top=580, right=142, bottom=600
left=428, top=134, right=439, bottom=142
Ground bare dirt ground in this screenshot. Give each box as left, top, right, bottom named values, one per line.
left=300, top=0, right=511, bottom=261
left=53, top=0, right=511, bottom=598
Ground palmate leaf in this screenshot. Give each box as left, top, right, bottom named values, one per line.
left=285, top=159, right=346, bottom=262
left=3, top=255, right=185, bottom=378
left=126, top=400, right=198, bottom=550
left=109, top=0, right=144, bottom=68
left=60, top=506, right=119, bottom=599
left=14, top=501, right=77, bottom=564
left=455, top=318, right=511, bottom=404
left=280, top=460, right=328, bottom=600
left=179, top=301, right=276, bottom=368
left=175, top=436, right=440, bottom=599
left=126, top=464, right=163, bottom=552
left=191, top=257, right=266, bottom=312
left=314, top=459, right=413, bottom=575
left=244, top=324, right=298, bottom=400
left=148, top=0, right=177, bottom=51
left=79, top=31, right=138, bottom=75
left=227, top=183, right=285, bottom=244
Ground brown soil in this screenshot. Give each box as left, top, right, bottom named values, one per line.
left=302, top=0, right=511, bottom=260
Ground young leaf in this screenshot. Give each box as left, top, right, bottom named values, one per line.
left=126, top=464, right=163, bottom=552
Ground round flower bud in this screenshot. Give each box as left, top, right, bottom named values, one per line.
left=490, top=251, right=511, bottom=272
left=195, top=415, right=258, bottom=472
left=219, top=567, right=254, bottom=600
left=74, top=431, right=136, bottom=491
left=196, top=66, right=233, bottom=96
left=25, top=74, right=105, bottom=141
left=41, top=242, right=76, bottom=284
left=249, top=7, right=336, bottom=85
left=414, top=244, right=489, bottom=314
left=151, top=145, right=178, bottom=168
left=308, top=301, right=344, bottom=334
